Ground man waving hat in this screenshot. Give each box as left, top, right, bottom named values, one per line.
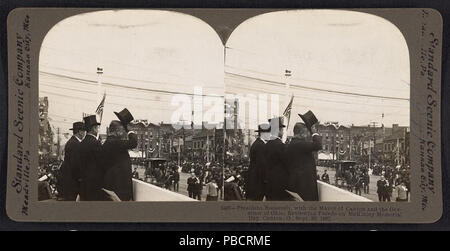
left=102, top=108, right=138, bottom=201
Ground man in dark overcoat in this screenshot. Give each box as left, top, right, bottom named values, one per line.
left=79, top=115, right=106, bottom=201
left=58, top=121, right=86, bottom=200
left=187, top=172, right=199, bottom=199
left=246, top=123, right=271, bottom=201
left=102, top=109, right=138, bottom=201
left=286, top=122, right=322, bottom=201
left=265, top=117, right=291, bottom=201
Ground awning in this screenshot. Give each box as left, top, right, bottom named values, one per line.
left=318, top=152, right=333, bottom=160
left=129, top=150, right=143, bottom=158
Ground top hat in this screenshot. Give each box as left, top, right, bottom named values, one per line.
left=255, top=122, right=271, bottom=133
left=83, top=115, right=100, bottom=129
left=114, top=108, right=134, bottom=125
left=299, top=110, right=318, bottom=130
left=268, top=117, right=286, bottom=128
left=69, top=121, right=85, bottom=131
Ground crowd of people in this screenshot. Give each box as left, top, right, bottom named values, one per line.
left=184, top=161, right=223, bottom=201
left=317, top=161, right=410, bottom=202
left=220, top=112, right=411, bottom=203
left=376, top=164, right=410, bottom=202
left=223, top=111, right=323, bottom=201
left=43, top=105, right=410, bottom=203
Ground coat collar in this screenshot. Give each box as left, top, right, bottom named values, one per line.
left=256, top=137, right=267, bottom=144
left=86, top=133, right=99, bottom=141
left=74, top=135, right=84, bottom=142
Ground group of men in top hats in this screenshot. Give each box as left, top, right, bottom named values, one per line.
left=246, top=111, right=323, bottom=201
left=58, top=108, right=137, bottom=201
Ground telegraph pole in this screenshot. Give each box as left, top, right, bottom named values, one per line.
left=158, top=122, right=162, bottom=158
left=349, top=129, right=352, bottom=160
left=177, top=136, right=181, bottom=166
left=368, top=122, right=378, bottom=170
left=56, top=127, right=61, bottom=161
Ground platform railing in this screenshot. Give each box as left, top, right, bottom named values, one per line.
left=133, top=178, right=371, bottom=202
left=317, top=181, right=372, bottom=202
left=133, top=179, right=197, bottom=201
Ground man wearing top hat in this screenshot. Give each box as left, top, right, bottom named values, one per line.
left=265, top=117, right=291, bottom=201
left=79, top=115, right=106, bottom=201
left=286, top=111, right=322, bottom=201
left=102, top=108, right=138, bottom=201
left=246, top=123, right=271, bottom=201
left=58, top=121, right=85, bottom=201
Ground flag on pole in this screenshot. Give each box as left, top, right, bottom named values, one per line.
left=283, top=95, right=294, bottom=129
left=96, top=92, right=106, bottom=123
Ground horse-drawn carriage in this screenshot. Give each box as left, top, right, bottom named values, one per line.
left=333, top=160, right=356, bottom=188
left=141, top=157, right=169, bottom=187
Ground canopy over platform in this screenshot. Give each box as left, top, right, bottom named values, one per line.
left=318, top=152, right=333, bottom=160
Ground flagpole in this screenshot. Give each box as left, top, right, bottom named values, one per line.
left=96, top=67, right=104, bottom=127
left=283, top=69, right=292, bottom=142
left=97, top=67, right=103, bottom=101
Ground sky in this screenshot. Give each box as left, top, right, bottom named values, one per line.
left=39, top=9, right=410, bottom=138
left=39, top=10, right=224, bottom=135
left=225, top=10, right=410, bottom=132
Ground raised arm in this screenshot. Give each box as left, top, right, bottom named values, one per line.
left=111, top=131, right=138, bottom=150
left=291, top=134, right=322, bottom=152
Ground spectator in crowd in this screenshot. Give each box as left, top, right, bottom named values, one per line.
left=205, top=178, right=219, bottom=201
left=187, top=172, right=199, bottom=199
left=321, top=170, right=330, bottom=184
left=195, top=171, right=204, bottom=201
left=173, top=169, right=180, bottom=192
left=395, top=181, right=408, bottom=202
left=363, top=171, right=370, bottom=194
left=377, top=176, right=389, bottom=202
left=354, top=173, right=363, bottom=196
left=224, top=175, right=243, bottom=201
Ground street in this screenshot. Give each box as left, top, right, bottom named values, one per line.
left=132, top=163, right=401, bottom=202
left=317, top=166, right=387, bottom=202
left=132, top=164, right=217, bottom=201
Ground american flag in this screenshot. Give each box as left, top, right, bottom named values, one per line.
left=95, top=92, right=106, bottom=123
left=283, top=95, right=294, bottom=129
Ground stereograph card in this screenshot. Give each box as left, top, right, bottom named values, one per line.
left=5, top=8, right=443, bottom=223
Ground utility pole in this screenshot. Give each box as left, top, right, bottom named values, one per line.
left=206, top=132, right=210, bottom=163
left=396, top=137, right=400, bottom=166
left=349, top=129, right=352, bottom=160
left=332, top=134, right=335, bottom=161
left=213, top=127, right=216, bottom=162
left=158, top=122, right=162, bottom=158
left=248, top=129, right=251, bottom=156
left=368, top=122, right=378, bottom=170
left=233, top=99, right=238, bottom=136
left=56, top=127, right=61, bottom=161
left=177, top=136, right=181, bottom=167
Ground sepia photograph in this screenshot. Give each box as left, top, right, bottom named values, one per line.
left=36, top=9, right=411, bottom=203
left=38, top=10, right=225, bottom=202
left=5, top=6, right=442, bottom=223
left=38, top=10, right=411, bottom=202
left=223, top=10, right=410, bottom=202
